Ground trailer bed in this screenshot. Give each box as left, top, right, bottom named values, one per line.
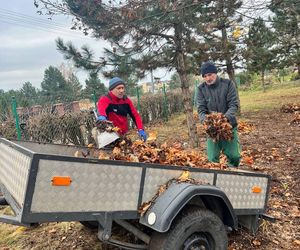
left=0, top=138, right=270, bottom=226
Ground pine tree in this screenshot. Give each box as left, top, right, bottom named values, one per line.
left=34, top=0, right=248, bottom=146
left=269, top=0, right=300, bottom=78
left=41, top=66, right=72, bottom=103
left=19, top=82, right=38, bottom=107
left=83, top=73, right=107, bottom=100
left=245, top=18, right=276, bottom=91
left=67, top=73, right=83, bottom=100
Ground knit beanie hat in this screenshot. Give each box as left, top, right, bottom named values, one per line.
left=200, top=61, right=218, bottom=77
left=109, top=77, right=125, bottom=90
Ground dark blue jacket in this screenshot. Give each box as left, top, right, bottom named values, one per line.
left=197, top=77, right=239, bottom=128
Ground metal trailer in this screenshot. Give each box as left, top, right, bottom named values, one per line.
left=0, top=138, right=271, bottom=250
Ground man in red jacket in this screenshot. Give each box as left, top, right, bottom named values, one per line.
left=97, top=77, right=147, bottom=141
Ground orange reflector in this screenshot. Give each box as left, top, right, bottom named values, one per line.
left=51, top=176, right=72, bottom=186
left=252, top=186, right=262, bottom=193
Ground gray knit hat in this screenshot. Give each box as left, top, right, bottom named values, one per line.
left=109, top=77, right=125, bottom=90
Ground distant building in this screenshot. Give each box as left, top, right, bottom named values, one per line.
left=140, top=80, right=171, bottom=93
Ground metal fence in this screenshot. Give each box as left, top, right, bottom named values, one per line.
left=0, top=84, right=197, bottom=146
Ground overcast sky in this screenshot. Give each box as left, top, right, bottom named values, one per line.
left=0, top=1, right=171, bottom=92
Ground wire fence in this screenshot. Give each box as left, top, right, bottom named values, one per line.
left=0, top=84, right=192, bottom=146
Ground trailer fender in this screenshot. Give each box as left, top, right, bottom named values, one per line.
left=139, top=183, right=237, bottom=233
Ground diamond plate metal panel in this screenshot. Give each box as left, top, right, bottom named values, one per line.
left=16, top=141, right=86, bottom=157
left=0, top=143, right=31, bottom=207
left=216, top=174, right=268, bottom=209
left=142, top=168, right=214, bottom=202
left=31, top=160, right=142, bottom=212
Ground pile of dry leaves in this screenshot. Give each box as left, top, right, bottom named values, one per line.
left=280, top=103, right=300, bottom=126
left=100, top=140, right=227, bottom=170
left=203, top=113, right=233, bottom=141
left=280, top=103, right=300, bottom=113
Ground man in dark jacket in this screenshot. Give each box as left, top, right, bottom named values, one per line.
left=197, top=61, right=241, bottom=167
left=97, top=77, right=147, bottom=141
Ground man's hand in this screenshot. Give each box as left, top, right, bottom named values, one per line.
left=96, top=116, right=113, bottom=130
left=138, top=129, right=147, bottom=142
left=97, top=115, right=107, bottom=121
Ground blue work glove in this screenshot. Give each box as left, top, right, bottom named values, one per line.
left=138, top=129, right=147, bottom=142
left=97, top=115, right=107, bottom=121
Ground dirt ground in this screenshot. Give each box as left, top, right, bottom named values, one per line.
left=0, top=109, right=299, bottom=250
left=227, top=110, right=300, bottom=250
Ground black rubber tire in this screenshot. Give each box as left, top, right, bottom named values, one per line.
left=149, top=207, right=228, bottom=250
left=79, top=221, right=98, bottom=230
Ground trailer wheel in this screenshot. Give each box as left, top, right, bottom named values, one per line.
left=149, top=207, right=227, bottom=250
left=80, top=221, right=98, bottom=230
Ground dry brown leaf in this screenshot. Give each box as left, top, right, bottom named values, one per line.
left=243, top=155, right=254, bottom=165
left=147, top=131, right=158, bottom=142
left=293, top=240, right=300, bottom=246
left=138, top=202, right=151, bottom=216
left=252, top=239, right=261, bottom=246
left=49, top=228, right=57, bottom=234
left=178, top=170, right=190, bottom=182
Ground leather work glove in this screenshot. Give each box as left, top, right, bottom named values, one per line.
left=138, top=129, right=147, bottom=142
left=97, top=115, right=107, bottom=121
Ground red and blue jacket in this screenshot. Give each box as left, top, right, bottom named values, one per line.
left=97, top=92, right=144, bottom=135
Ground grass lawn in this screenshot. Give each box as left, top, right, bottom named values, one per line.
left=239, top=83, right=300, bottom=112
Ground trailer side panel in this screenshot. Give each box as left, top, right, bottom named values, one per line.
left=0, top=142, right=31, bottom=207
left=30, top=159, right=143, bottom=213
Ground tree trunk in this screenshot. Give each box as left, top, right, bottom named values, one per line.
left=174, top=22, right=198, bottom=148
left=177, top=52, right=198, bottom=148
left=261, top=70, right=266, bottom=92
left=221, top=26, right=241, bottom=114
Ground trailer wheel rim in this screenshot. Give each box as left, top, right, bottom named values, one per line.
left=183, top=233, right=212, bottom=250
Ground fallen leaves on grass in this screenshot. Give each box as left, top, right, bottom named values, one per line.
left=289, top=112, right=300, bottom=125
left=280, top=103, right=300, bottom=113
left=238, top=120, right=255, bottom=134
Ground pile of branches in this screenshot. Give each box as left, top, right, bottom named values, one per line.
left=280, top=103, right=300, bottom=113
left=27, top=111, right=94, bottom=145
left=0, top=119, right=16, bottom=139
left=203, top=113, right=233, bottom=141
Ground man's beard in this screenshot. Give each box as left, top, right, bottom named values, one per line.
left=206, top=79, right=216, bottom=85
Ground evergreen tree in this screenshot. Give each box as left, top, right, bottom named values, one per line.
left=0, top=90, right=11, bottom=117
left=41, top=66, right=72, bottom=103
left=83, top=73, right=107, bottom=101
left=269, top=0, right=300, bottom=78
left=59, top=63, right=83, bottom=100
left=67, top=73, right=83, bottom=100
left=19, top=82, right=38, bottom=107
left=102, top=47, right=140, bottom=96
left=245, top=18, right=276, bottom=91
left=36, top=0, right=223, bottom=146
